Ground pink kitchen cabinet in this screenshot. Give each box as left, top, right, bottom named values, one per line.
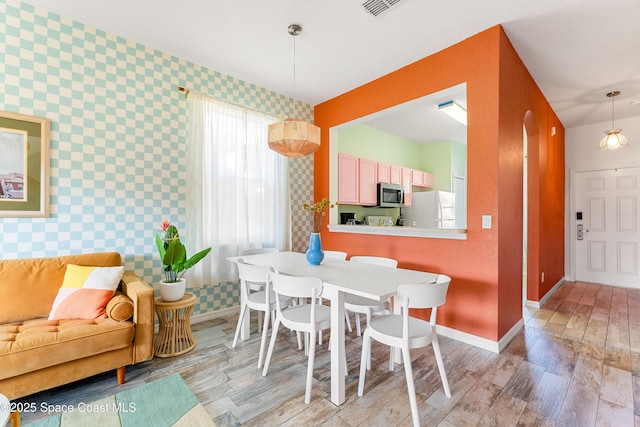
left=359, top=158, right=378, bottom=206
left=422, top=172, right=434, bottom=188
left=411, top=169, right=424, bottom=186
left=402, top=168, right=412, bottom=206
left=338, top=153, right=359, bottom=204
left=378, top=162, right=391, bottom=183
left=390, top=165, right=403, bottom=185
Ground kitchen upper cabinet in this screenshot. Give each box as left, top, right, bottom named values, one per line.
left=359, top=158, right=378, bottom=205
left=338, top=153, right=359, bottom=204
left=422, top=172, right=434, bottom=188
left=378, top=162, right=391, bottom=183
left=390, top=165, right=403, bottom=185
left=377, top=162, right=402, bottom=185
left=411, top=169, right=424, bottom=186
left=402, top=168, right=412, bottom=206
left=410, top=169, right=434, bottom=188
left=339, top=154, right=432, bottom=206
left=338, top=154, right=377, bottom=205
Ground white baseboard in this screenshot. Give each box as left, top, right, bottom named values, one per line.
left=436, top=319, right=524, bottom=354
left=190, top=305, right=525, bottom=354
left=525, top=277, right=566, bottom=309
left=435, top=318, right=523, bottom=354
left=192, top=306, right=240, bottom=324
left=498, top=319, right=524, bottom=352
left=155, top=306, right=240, bottom=333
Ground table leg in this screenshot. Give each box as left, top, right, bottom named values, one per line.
left=325, top=286, right=345, bottom=406
left=10, top=411, right=20, bottom=427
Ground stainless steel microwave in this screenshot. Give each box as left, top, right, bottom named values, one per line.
left=377, top=183, right=404, bottom=207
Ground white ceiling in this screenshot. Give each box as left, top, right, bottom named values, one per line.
left=347, top=84, right=468, bottom=145
left=21, top=0, right=640, bottom=141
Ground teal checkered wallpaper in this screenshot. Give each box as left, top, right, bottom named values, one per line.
left=0, top=0, right=314, bottom=315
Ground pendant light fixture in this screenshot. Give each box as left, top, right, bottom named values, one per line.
left=598, top=90, right=629, bottom=150
left=268, top=24, right=321, bottom=158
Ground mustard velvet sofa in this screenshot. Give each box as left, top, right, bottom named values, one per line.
left=0, top=252, right=155, bottom=399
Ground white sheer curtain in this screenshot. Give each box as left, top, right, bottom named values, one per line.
left=186, top=92, right=291, bottom=285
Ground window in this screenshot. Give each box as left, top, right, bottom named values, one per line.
left=187, top=93, right=290, bottom=284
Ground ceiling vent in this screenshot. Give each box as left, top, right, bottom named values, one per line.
left=361, top=0, right=403, bottom=17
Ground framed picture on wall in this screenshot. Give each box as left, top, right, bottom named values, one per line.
left=0, top=111, right=50, bottom=217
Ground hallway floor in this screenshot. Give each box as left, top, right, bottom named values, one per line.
left=16, top=280, right=640, bottom=426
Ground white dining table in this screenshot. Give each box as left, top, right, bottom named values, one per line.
left=229, top=251, right=438, bottom=406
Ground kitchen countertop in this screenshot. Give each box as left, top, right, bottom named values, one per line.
left=328, top=224, right=467, bottom=240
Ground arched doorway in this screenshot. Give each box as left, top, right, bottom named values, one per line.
left=523, top=111, right=539, bottom=306
left=522, top=124, right=528, bottom=308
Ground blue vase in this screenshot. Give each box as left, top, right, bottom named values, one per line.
left=306, top=232, right=324, bottom=265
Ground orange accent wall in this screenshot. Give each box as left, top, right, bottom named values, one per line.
left=314, top=25, right=565, bottom=343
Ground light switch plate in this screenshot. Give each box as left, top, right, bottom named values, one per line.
left=482, top=215, right=492, bottom=229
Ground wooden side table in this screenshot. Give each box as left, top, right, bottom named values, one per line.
left=154, top=293, right=197, bottom=358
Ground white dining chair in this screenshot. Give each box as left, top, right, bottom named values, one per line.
left=232, top=259, right=291, bottom=368
left=346, top=256, right=398, bottom=337
left=323, top=250, right=348, bottom=260
left=240, top=247, right=279, bottom=256
left=239, top=247, right=279, bottom=333
left=262, top=269, right=331, bottom=404
left=358, top=275, right=452, bottom=427
left=349, top=255, right=398, bottom=268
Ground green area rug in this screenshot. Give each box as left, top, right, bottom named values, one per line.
left=26, top=373, right=215, bottom=427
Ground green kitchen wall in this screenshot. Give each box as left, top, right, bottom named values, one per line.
left=337, top=123, right=467, bottom=192
left=421, top=141, right=467, bottom=191
left=337, top=124, right=423, bottom=169
left=0, top=0, right=315, bottom=316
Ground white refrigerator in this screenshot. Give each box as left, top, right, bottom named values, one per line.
left=402, top=191, right=456, bottom=228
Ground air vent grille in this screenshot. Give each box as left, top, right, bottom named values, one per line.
left=361, top=0, right=403, bottom=17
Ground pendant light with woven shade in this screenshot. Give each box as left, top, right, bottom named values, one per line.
left=268, top=24, right=321, bottom=158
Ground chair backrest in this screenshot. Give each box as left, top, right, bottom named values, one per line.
left=396, top=275, right=451, bottom=311
left=236, top=258, right=271, bottom=284
left=268, top=270, right=323, bottom=301
left=349, top=255, right=398, bottom=268
left=240, top=247, right=279, bottom=256
left=323, top=250, right=348, bottom=260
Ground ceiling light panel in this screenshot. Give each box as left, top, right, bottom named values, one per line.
left=438, top=101, right=467, bottom=126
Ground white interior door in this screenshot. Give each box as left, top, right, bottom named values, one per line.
left=575, top=167, right=640, bottom=287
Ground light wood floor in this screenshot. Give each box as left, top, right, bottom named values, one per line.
left=16, top=280, right=640, bottom=426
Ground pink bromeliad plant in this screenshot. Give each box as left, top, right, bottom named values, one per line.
left=155, top=219, right=212, bottom=283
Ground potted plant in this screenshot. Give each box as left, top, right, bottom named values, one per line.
left=155, top=219, right=212, bottom=301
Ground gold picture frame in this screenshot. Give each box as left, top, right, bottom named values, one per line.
left=0, top=111, right=50, bottom=217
